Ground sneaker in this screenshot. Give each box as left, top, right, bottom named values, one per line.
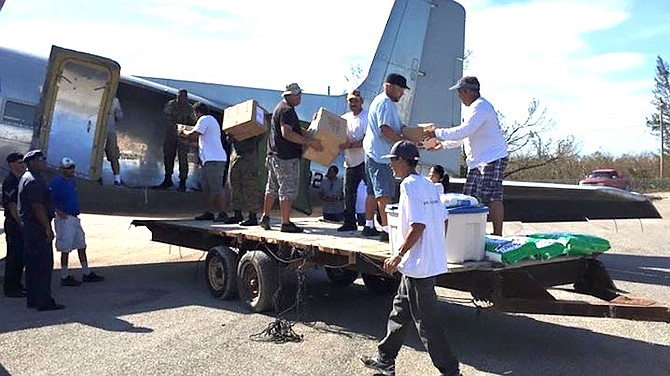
left=194, top=212, right=215, bottom=221
left=213, top=212, right=230, bottom=223
left=259, top=215, right=271, bottom=230
left=113, top=180, right=125, bottom=187
left=61, top=276, right=82, bottom=287
left=379, top=232, right=389, bottom=242
left=37, top=303, right=66, bottom=312
left=359, top=355, right=395, bottom=376
left=337, top=222, right=358, bottom=232
left=224, top=214, right=244, bottom=224
left=82, top=272, right=104, bottom=283
left=362, top=226, right=381, bottom=237
left=154, top=178, right=174, bottom=189
left=280, top=222, right=304, bottom=233
left=239, top=216, right=258, bottom=226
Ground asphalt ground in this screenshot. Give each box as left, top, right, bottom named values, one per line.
left=0, top=196, right=669, bottom=376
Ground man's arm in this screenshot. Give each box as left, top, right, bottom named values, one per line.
left=383, top=222, right=425, bottom=274
left=8, top=202, right=19, bottom=223
left=179, top=128, right=201, bottom=142
left=380, top=124, right=403, bottom=143
left=30, top=202, right=54, bottom=242
left=280, top=124, right=323, bottom=151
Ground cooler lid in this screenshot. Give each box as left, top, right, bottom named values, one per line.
left=447, top=205, right=489, bottom=214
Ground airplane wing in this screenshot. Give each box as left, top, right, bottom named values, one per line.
left=448, top=178, right=661, bottom=222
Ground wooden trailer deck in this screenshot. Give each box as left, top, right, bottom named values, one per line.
left=132, top=217, right=670, bottom=322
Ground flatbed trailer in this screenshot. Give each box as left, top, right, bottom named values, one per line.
left=132, top=217, right=670, bottom=322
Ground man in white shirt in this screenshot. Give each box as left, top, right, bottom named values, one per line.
left=360, top=140, right=460, bottom=376
left=106, top=97, right=124, bottom=186
left=337, top=90, right=377, bottom=232
left=178, top=102, right=229, bottom=222
left=425, top=76, right=508, bottom=235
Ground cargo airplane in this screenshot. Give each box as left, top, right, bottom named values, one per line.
left=0, top=0, right=660, bottom=221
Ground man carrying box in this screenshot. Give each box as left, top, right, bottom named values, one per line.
left=359, top=140, right=460, bottom=376
left=259, top=83, right=322, bottom=233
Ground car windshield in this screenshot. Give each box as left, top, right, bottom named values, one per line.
left=589, top=171, right=616, bottom=179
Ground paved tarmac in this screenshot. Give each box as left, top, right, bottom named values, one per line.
left=0, top=196, right=669, bottom=376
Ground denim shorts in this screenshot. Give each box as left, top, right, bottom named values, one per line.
left=365, top=156, right=395, bottom=198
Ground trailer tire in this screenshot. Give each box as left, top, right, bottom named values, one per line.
left=324, top=267, right=359, bottom=286
left=362, top=273, right=400, bottom=295
left=237, top=250, right=279, bottom=313
left=205, top=247, right=238, bottom=300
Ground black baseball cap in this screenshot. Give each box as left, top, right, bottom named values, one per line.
left=6, top=152, right=24, bottom=163
left=382, top=140, right=420, bottom=161
left=385, top=73, right=410, bottom=90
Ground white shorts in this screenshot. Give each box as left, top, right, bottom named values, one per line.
left=55, top=215, right=87, bottom=252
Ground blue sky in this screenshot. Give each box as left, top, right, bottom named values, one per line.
left=1, top=0, right=669, bottom=156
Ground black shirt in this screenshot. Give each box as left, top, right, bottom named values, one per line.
left=18, top=170, right=54, bottom=225
left=269, top=101, right=303, bottom=160
left=2, top=173, right=20, bottom=227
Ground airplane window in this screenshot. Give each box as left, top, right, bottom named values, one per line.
left=2, top=100, right=36, bottom=128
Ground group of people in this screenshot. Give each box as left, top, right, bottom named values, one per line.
left=3, top=150, right=103, bottom=311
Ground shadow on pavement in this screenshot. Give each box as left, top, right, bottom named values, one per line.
left=0, top=260, right=668, bottom=376
left=601, top=253, right=670, bottom=287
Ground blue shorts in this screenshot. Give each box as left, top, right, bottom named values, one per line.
left=463, top=157, right=508, bottom=203
left=365, top=156, right=395, bottom=198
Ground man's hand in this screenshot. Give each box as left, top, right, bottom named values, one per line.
left=338, top=141, right=349, bottom=150
left=45, top=226, right=54, bottom=243
left=56, top=210, right=68, bottom=220
left=308, top=139, right=323, bottom=151
left=423, top=128, right=437, bottom=139
left=383, top=254, right=402, bottom=274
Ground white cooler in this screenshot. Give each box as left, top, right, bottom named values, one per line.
left=386, top=204, right=489, bottom=264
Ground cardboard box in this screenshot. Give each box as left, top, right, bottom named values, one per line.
left=401, top=123, right=434, bottom=143
left=303, top=107, right=347, bottom=166
left=221, top=99, right=268, bottom=141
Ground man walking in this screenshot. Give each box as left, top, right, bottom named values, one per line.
left=362, top=73, right=410, bottom=241
left=3, top=152, right=26, bottom=297
left=158, top=89, right=196, bottom=191
left=425, top=76, right=508, bottom=235
left=360, top=141, right=460, bottom=376
left=259, top=83, right=322, bottom=233
left=337, top=90, right=377, bottom=233
left=19, top=150, right=64, bottom=311
left=50, top=157, right=104, bottom=286
left=179, top=102, right=229, bottom=222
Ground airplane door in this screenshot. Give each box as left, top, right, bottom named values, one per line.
left=37, top=45, right=120, bottom=180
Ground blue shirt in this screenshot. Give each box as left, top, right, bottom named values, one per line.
left=363, top=92, right=403, bottom=163
left=49, top=175, right=80, bottom=216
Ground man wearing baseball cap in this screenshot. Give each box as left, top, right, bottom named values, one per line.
left=337, top=89, right=377, bottom=233
left=362, top=73, right=411, bottom=241
left=425, top=76, right=508, bottom=235
left=49, top=157, right=104, bottom=287
left=259, top=83, right=322, bottom=233
left=360, top=140, right=460, bottom=376
left=2, top=152, right=26, bottom=297
left=19, top=149, right=64, bottom=311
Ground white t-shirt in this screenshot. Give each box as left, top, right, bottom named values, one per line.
left=107, top=97, right=123, bottom=134
left=434, top=97, right=508, bottom=170
left=192, top=114, right=227, bottom=163
left=396, top=174, right=449, bottom=278
left=341, top=109, right=368, bottom=168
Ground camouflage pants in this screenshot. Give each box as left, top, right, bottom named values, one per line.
left=229, top=151, right=262, bottom=212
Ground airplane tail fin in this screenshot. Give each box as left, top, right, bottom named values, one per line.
left=357, top=0, right=466, bottom=173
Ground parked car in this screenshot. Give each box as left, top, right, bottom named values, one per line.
left=579, top=169, right=631, bottom=190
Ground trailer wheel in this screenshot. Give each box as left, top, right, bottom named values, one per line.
left=237, top=250, right=279, bottom=312
left=325, top=267, right=359, bottom=286
left=362, top=273, right=400, bottom=295
left=205, top=247, right=238, bottom=300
